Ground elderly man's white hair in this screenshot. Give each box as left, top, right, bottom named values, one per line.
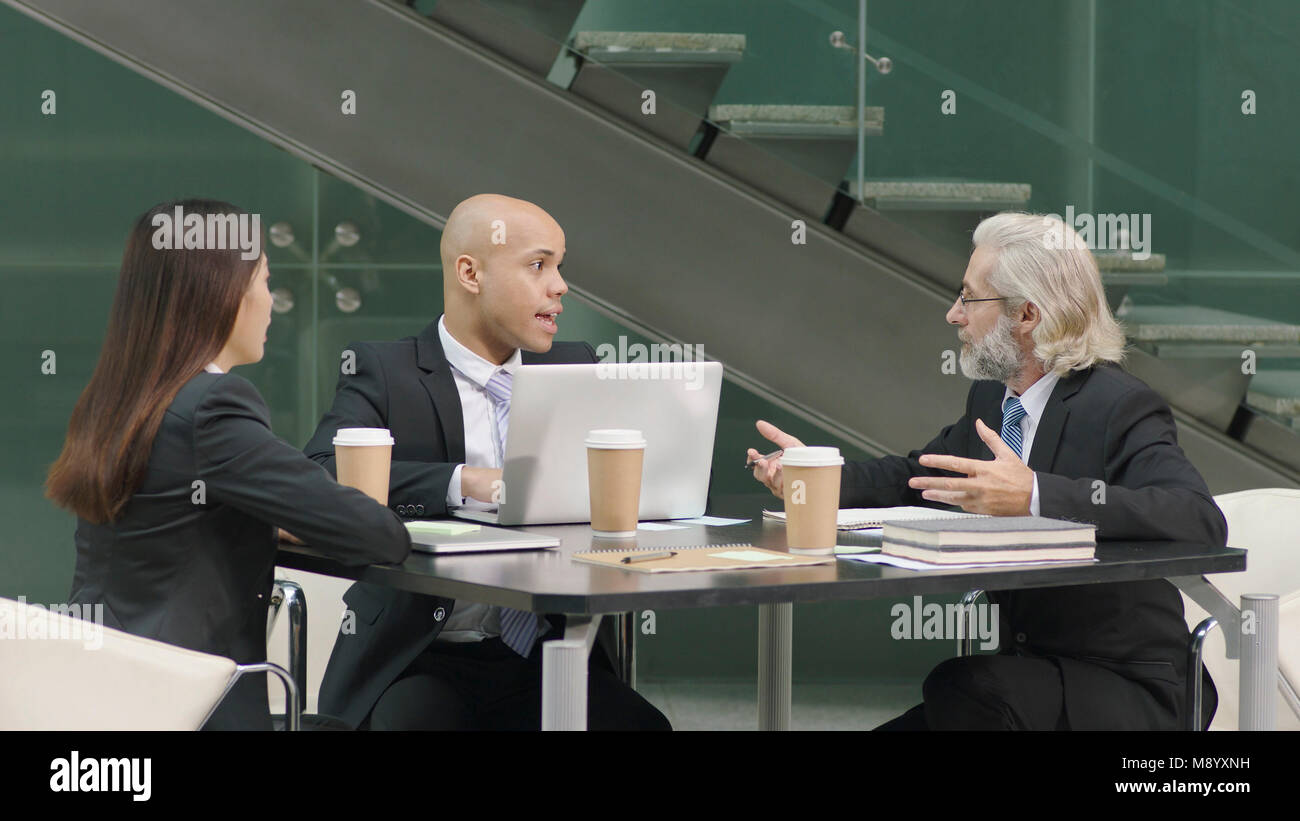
left=972, top=212, right=1127, bottom=376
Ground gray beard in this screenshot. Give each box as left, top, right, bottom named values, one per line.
left=959, top=313, right=1022, bottom=382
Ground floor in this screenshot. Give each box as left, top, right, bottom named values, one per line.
left=634, top=679, right=920, bottom=730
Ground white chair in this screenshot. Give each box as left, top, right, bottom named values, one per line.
left=266, top=568, right=354, bottom=716
left=1182, top=489, right=1300, bottom=730
left=0, top=596, right=299, bottom=730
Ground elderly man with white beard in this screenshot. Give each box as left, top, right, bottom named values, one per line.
left=748, top=212, right=1227, bottom=731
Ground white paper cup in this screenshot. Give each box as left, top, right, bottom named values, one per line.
left=781, top=446, right=844, bottom=553
left=586, top=429, right=646, bottom=538
left=333, top=427, right=395, bottom=506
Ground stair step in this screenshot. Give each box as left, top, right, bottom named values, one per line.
left=1247, top=371, right=1300, bottom=417
left=429, top=0, right=586, bottom=76
left=848, top=179, right=1031, bottom=211
left=1101, top=272, right=1167, bottom=289
left=1117, top=304, right=1300, bottom=344
left=1094, top=250, right=1166, bottom=272
left=569, top=31, right=745, bottom=149
left=573, top=31, right=745, bottom=62
left=704, top=104, right=881, bottom=197
left=708, top=104, right=883, bottom=138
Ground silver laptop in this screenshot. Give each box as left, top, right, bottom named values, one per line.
left=406, top=521, right=560, bottom=553
left=453, top=361, right=723, bottom=526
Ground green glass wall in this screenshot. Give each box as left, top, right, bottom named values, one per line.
left=13, top=0, right=1293, bottom=685
left=0, top=3, right=958, bottom=684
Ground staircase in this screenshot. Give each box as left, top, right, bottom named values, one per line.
left=7, top=0, right=1297, bottom=491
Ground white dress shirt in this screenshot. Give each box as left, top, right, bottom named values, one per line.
left=204, top=362, right=224, bottom=374
left=436, top=316, right=524, bottom=642
left=1001, top=370, right=1060, bottom=517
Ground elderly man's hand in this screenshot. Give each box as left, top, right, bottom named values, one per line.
left=906, top=419, right=1034, bottom=515
left=747, top=420, right=806, bottom=499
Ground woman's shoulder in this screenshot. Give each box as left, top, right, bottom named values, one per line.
left=168, top=371, right=269, bottom=426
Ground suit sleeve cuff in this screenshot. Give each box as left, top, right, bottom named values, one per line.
left=1029, top=472, right=1041, bottom=517
left=447, top=464, right=466, bottom=508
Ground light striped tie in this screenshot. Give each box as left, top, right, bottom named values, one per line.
left=482, top=368, right=544, bottom=657
left=1000, top=396, right=1027, bottom=459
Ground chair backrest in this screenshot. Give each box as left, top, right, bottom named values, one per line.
left=1183, top=490, right=1300, bottom=730
left=267, top=569, right=354, bottom=714
left=0, top=596, right=236, bottom=730
left=1212, top=488, right=1300, bottom=599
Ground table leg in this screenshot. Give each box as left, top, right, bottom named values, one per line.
left=614, top=612, right=636, bottom=688
left=1238, top=594, right=1278, bottom=731
left=758, top=602, right=793, bottom=731
left=541, top=615, right=603, bottom=731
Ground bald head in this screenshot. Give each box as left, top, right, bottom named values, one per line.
left=438, top=194, right=569, bottom=363
left=440, top=194, right=557, bottom=280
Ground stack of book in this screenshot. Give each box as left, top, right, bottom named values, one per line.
left=881, top=516, right=1096, bottom=565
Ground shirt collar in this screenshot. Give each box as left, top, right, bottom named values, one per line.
left=438, top=315, right=521, bottom=389
left=204, top=362, right=224, bottom=374
left=1003, top=369, right=1060, bottom=426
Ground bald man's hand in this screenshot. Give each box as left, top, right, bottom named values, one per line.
left=747, top=420, right=805, bottom=499
left=462, top=467, right=504, bottom=505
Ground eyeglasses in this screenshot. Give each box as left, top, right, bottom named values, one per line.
left=955, top=288, right=1009, bottom=307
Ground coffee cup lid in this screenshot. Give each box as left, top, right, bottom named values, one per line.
left=584, top=429, right=646, bottom=449
left=332, top=427, right=395, bottom=447
left=780, top=446, right=843, bottom=467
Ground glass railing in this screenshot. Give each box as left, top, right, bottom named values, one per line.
left=418, top=0, right=1300, bottom=441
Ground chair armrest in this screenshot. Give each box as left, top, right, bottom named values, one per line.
left=202, top=662, right=302, bottom=731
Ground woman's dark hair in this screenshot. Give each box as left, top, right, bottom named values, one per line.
left=47, top=198, right=260, bottom=523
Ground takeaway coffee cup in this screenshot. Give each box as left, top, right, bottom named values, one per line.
left=781, top=446, right=844, bottom=553
left=332, top=427, right=395, bottom=506
left=586, top=429, right=646, bottom=538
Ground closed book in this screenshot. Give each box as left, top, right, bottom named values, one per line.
left=762, top=506, right=984, bottom=531
left=882, top=516, right=1096, bottom=564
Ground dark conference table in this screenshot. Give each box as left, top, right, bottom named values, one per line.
left=277, top=494, right=1248, bottom=730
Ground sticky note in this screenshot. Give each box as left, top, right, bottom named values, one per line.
left=406, top=521, right=481, bottom=536
left=709, top=550, right=789, bottom=562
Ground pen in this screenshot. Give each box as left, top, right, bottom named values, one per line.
left=621, top=550, right=677, bottom=564
left=744, top=448, right=783, bottom=470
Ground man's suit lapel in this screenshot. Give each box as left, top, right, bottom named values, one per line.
left=415, top=320, right=466, bottom=464
left=1027, top=367, right=1091, bottom=472
left=972, top=383, right=1003, bottom=460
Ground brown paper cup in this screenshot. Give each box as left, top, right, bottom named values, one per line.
left=586, top=429, right=646, bottom=538
left=333, top=427, right=395, bottom=507
left=782, top=447, right=844, bottom=553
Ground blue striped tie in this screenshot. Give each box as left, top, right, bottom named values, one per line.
left=1000, top=396, right=1027, bottom=459
left=482, top=368, right=544, bottom=657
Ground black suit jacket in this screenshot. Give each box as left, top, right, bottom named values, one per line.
left=842, top=363, right=1227, bottom=729
left=69, top=372, right=411, bottom=730
left=306, top=319, right=598, bottom=728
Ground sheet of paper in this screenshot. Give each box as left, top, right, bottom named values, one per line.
left=673, top=516, right=750, bottom=526
left=764, top=507, right=984, bottom=529
left=405, top=520, right=482, bottom=536
left=839, top=553, right=1098, bottom=571
left=833, top=544, right=881, bottom=555
left=636, top=522, right=689, bottom=531
left=708, top=550, right=789, bottom=562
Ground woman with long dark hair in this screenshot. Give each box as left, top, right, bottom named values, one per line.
left=47, top=198, right=410, bottom=729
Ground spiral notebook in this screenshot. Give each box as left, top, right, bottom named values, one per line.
left=762, top=506, right=985, bottom=531
left=572, top=544, right=835, bottom=573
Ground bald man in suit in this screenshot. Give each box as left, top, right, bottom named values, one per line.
left=307, top=195, right=669, bottom=730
